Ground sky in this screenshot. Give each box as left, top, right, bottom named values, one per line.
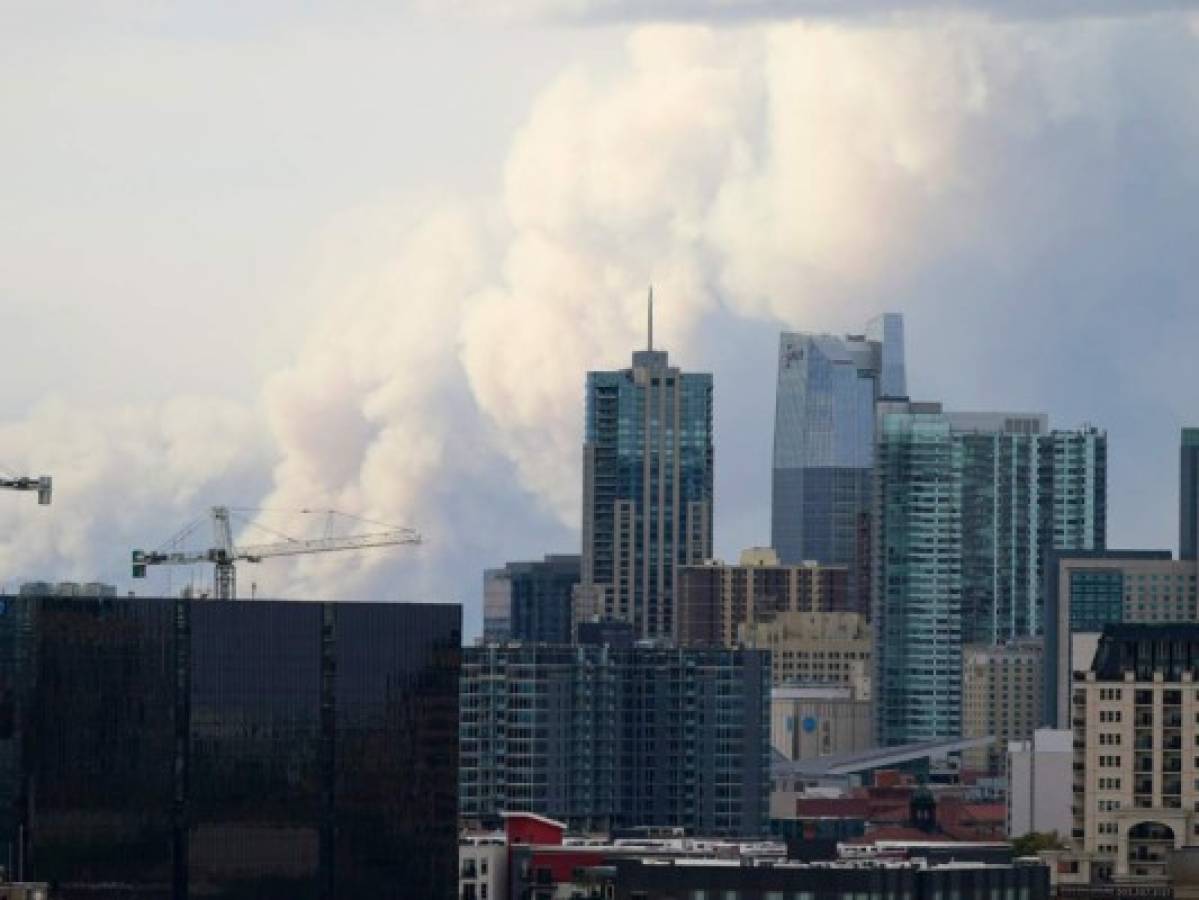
left=2, top=2, right=1197, bottom=637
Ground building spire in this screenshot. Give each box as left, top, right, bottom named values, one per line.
left=647, top=285, right=654, bottom=351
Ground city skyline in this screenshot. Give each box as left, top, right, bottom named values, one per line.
left=2, top=6, right=1198, bottom=642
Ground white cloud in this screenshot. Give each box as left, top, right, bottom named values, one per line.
left=3, top=12, right=1198, bottom=627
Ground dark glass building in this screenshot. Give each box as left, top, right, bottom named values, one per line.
left=459, top=643, right=770, bottom=836
left=0, top=594, right=460, bottom=900
left=481, top=555, right=580, bottom=644
left=1183, top=427, right=1199, bottom=561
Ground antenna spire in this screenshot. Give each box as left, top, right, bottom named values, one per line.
left=648, top=285, right=654, bottom=351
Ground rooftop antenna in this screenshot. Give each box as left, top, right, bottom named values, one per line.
left=647, top=285, right=654, bottom=351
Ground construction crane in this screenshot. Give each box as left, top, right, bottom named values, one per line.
left=0, top=474, right=52, bottom=505
left=131, top=505, right=421, bottom=600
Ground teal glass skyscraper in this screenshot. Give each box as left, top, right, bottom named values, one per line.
left=872, top=402, right=1106, bottom=745
left=771, top=314, right=905, bottom=613
left=1182, top=428, right=1199, bottom=561
left=579, top=296, right=714, bottom=641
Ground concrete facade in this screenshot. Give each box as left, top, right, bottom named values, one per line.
left=676, top=548, right=851, bottom=648
left=771, top=684, right=873, bottom=762
left=1067, top=624, right=1199, bottom=885
left=1007, top=728, right=1072, bottom=838
left=740, top=610, right=871, bottom=690
left=962, top=640, right=1043, bottom=774
left=1044, top=550, right=1197, bottom=728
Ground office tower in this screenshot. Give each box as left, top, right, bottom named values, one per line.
left=676, top=548, right=850, bottom=647
left=1183, top=428, right=1199, bottom=560
left=1043, top=549, right=1196, bottom=728
left=1064, top=623, right=1199, bottom=886
left=578, top=303, right=713, bottom=640
left=961, top=640, right=1043, bottom=774
left=482, top=555, right=580, bottom=644
left=1007, top=728, right=1073, bottom=838
left=771, top=314, right=905, bottom=615
left=873, top=404, right=1106, bottom=746
left=459, top=643, right=770, bottom=836
left=738, top=611, right=871, bottom=689
left=0, top=593, right=461, bottom=899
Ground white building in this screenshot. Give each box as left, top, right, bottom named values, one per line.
left=1007, top=728, right=1072, bottom=838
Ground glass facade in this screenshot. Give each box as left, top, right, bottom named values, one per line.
left=459, top=644, right=770, bottom=837
left=0, top=595, right=460, bottom=900
left=771, top=315, right=904, bottom=616
left=1182, top=428, right=1199, bottom=561
left=582, top=348, right=713, bottom=640
left=873, top=407, right=1106, bottom=745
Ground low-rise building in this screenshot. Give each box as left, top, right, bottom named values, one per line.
left=771, top=684, right=873, bottom=763
left=1007, top=728, right=1072, bottom=839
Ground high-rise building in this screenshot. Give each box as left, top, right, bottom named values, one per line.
left=578, top=307, right=713, bottom=641
left=872, top=403, right=1105, bottom=746
left=771, top=683, right=873, bottom=762
left=459, top=643, right=770, bottom=837
left=676, top=548, right=851, bottom=647
left=1043, top=549, right=1196, bottom=728
left=0, top=593, right=461, bottom=899
left=771, top=314, right=905, bottom=612
left=1063, top=623, right=1199, bottom=886
left=1182, top=428, right=1199, bottom=561
left=482, top=555, right=580, bottom=644
left=961, top=640, right=1043, bottom=774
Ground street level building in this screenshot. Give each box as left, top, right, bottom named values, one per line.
left=0, top=593, right=461, bottom=900
left=771, top=314, right=905, bottom=616
left=873, top=403, right=1105, bottom=746
left=459, top=642, right=770, bottom=836
left=962, top=640, right=1044, bottom=774
left=578, top=306, right=713, bottom=641
left=1007, top=728, right=1072, bottom=839
left=677, top=547, right=851, bottom=647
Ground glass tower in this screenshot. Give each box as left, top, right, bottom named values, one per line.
left=771, top=314, right=904, bottom=614
left=1183, top=428, right=1199, bottom=561
left=872, top=404, right=1106, bottom=745
left=580, top=331, right=713, bottom=641
left=0, top=594, right=461, bottom=899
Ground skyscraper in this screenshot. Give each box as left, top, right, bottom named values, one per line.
left=1182, top=427, right=1199, bottom=560
left=579, top=296, right=713, bottom=640
left=0, top=592, right=461, bottom=899
left=771, top=314, right=905, bottom=611
left=872, top=403, right=1106, bottom=745
left=459, top=642, right=770, bottom=836
left=482, top=554, right=580, bottom=644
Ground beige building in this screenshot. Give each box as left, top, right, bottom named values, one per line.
left=1058, top=623, right=1199, bottom=890
left=771, top=684, right=873, bottom=762
left=962, top=640, right=1043, bottom=773
left=677, top=548, right=850, bottom=647
left=739, top=610, right=871, bottom=691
